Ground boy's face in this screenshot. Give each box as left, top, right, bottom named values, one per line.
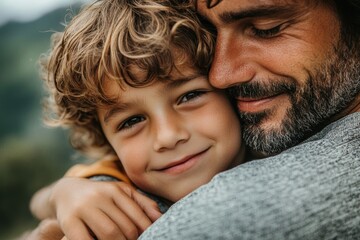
left=98, top=64, right=244, bottom=202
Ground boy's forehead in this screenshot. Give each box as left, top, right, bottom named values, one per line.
left=99, top=68, right=206, bottom=116
left=102, top=64, right=203, bottom=94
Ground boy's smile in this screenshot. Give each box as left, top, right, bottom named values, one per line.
left=156, top=146, right=211, bottom=175
left=98, top=64, right=245, bottom=202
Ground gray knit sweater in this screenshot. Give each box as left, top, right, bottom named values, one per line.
left=139, top=112, right=360, bottom=239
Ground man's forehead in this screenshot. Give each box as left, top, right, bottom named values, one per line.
left=198, top=0, right=308, bottom=8
left=197, top=0, right=313, bottom=23
left=197, top=0, right=314, bottom=10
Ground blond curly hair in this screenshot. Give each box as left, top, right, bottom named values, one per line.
left=41, top=0, right=215, bottom=160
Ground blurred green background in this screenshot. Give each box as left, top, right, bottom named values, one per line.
left=0, top=5, right=85, bottom=239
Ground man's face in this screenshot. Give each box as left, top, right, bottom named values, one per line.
left=198, top=0, right=360, bottom=155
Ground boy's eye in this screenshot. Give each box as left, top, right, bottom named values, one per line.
left=251, top=24, right=282, bottom=38
left=178, top=90, right=207, bottom=104
left=118, top=115, right=145, bottom=131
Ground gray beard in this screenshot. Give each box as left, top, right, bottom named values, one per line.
left=234, top=35, right=360, bottom=156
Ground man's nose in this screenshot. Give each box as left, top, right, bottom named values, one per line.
left=153, top=115, right=190, bottom=152
left=209, top=32, right=255, bottom=89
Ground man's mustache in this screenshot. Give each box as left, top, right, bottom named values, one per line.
left=226, top=80, right=297, bottom=99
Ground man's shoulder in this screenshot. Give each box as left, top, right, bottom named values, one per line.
left=140, top=113, right=360, bottom=240
left=281, top=112, right=360, bottom=161
left=259, top=112, right=360, bottom=186
left=302, top=111, right=360, bottom=145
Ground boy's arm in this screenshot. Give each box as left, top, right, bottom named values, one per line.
left=64, top=156, right=130, bottom=183
left=30, top=157, right=130, bottom=220
left=30, top=157, right=162, bottom=240
left=30, top=182, right=57, bottom=220
left=29, top=178, right=161, bottom=240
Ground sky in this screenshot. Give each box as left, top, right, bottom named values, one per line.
left=0, top=0, right=86, bottom=26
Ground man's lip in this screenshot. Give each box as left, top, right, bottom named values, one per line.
left=158, top=148, right=210, bottom=173
left=237, top=94, right=283, bottom=112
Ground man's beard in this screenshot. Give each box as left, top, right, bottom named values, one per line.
left=228, top=34, right=360, bottom=156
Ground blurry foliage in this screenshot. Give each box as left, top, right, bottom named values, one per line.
left=0, top=4, right=83, bottom=239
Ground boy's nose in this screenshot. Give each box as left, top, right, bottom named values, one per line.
left=153, top=116, right=190, bottom=152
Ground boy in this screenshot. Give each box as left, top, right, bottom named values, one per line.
left=31, top=0, right=245, bottom=239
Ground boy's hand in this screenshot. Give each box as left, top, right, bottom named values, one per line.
left=49, top=177, right=162, bottom=240
left=19, top=219, right=64, bottom=240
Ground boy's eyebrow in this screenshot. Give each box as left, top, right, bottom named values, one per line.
left=104, top=74, right=204, bottom=123
left=103, top=103, right=129, bottom=124
left=219, top=5, right=299, bottom=23
left=165, top=73, right=204, bottom=90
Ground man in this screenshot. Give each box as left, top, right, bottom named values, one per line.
left=27, top=0, right=360, bottom=239
left=139, top=0, right=360, bottom=239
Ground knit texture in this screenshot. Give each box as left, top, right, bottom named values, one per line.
left=140, top=112, right=360, bottom=240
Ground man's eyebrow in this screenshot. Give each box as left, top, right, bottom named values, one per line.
left=104, top=103, right=129, bottom=124
left=219, top=5, right=298, bottom=23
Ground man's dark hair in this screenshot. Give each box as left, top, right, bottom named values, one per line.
left=334, top=0, right=360, bottom=48
left=335, top=0, right=360, bottom=25
left=335, top=1, right=360, bottom=26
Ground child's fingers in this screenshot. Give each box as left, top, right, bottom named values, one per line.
left=83, top=208, right=134, bottom=240
left=25, top=219, right=64, bottom=240
left=112, top=183, right=161, bottom=231
left=108, top=191, right=152, bottom=233
left=116, top=182, right=163, bottom=222
left=131, top=189, right=163, bottom=222
left=61, top=218, right=95, bottom=240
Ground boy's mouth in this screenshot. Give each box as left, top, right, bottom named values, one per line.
left=158, top=147, right=210, bottom=175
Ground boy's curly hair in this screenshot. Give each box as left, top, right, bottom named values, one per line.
left=41, top=0, right=215, bottom=160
